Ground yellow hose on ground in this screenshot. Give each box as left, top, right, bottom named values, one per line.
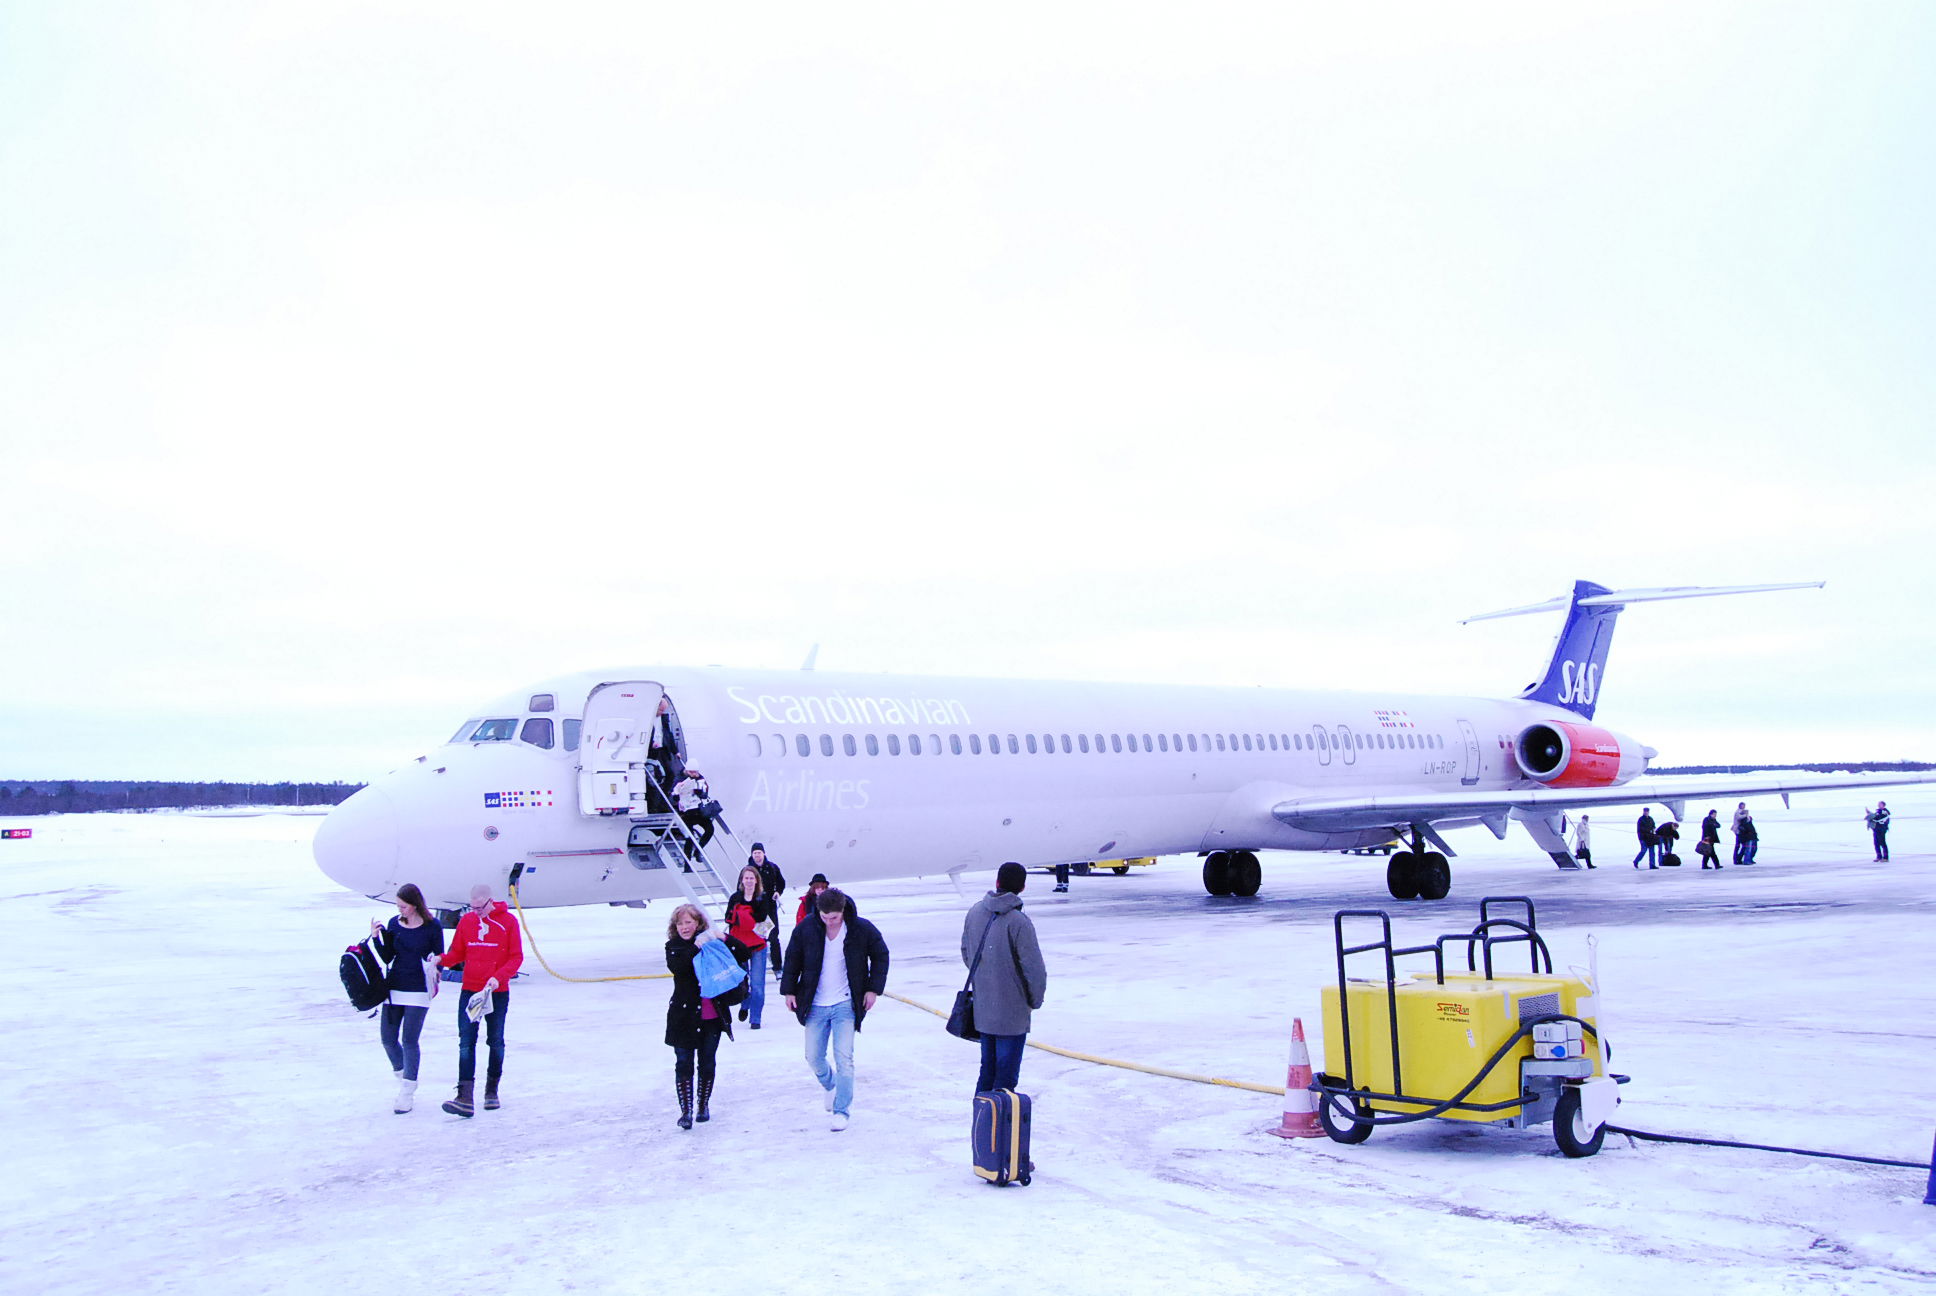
left=510, top=891, right=1282, bottom=1093
left=508, top=885, right=671, bottom=983
left=885, top=991, right=1286, bottom=1096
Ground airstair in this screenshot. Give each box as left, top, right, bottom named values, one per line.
left=624, top=803, right=747, bottom=927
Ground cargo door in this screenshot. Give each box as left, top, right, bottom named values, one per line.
left=579, top=681, right=666, bottom=815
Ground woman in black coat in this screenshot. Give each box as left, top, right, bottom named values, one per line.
left=665, top=903, right=734, bottom=1130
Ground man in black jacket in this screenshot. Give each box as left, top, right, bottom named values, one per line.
left=1632, top=808, right=1659, bottom=869
left=781, top=889, right=890, bottom=1131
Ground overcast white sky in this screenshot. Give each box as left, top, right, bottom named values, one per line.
left=3, top=2, right=1931, bottom=781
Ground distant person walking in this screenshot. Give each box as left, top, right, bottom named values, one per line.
left=437, top=883, right=523, bottom=1117
left=1698, top=809, right=1722, bottom=869
left=1867, top=802, right=1891, bottom=861
left=664, top=903, right=734, bottom=1130
left=1731, top=803, right=1750, bottom=865
left=373, top=882, right=445, bottom=1114
left=960, top=863, right=1048, bottom=1094
left=1737, top=811, right=1759, bottom=865
left=1633, top=808, right=1659, bottom=869
left=1572, top=815, right=1594, bottom=868
left=781, top=888, right=890, bottom=1132
left=725, top=865, right=778, bottom=1029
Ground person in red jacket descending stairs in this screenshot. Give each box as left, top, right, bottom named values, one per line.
left=437, top=883, right=524, bottom=1117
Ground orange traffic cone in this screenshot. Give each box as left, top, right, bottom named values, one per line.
left=1268, top=1017, right=1323, bottom=1139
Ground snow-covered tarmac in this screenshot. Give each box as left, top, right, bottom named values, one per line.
left=7, top=789, right=1934, bottom=1294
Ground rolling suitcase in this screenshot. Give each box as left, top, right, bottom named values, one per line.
left=972, top=1089, right=1032, bottom=1186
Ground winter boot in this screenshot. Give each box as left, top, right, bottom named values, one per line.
left=393, top=1079, right=417, bottom=1114
left=484, top=1074, right=501, bottom=1111
left=442, top=1081, right=475, bottom=1118
left=677, top=1077, right=694, bottom=1130
left=697, top=1076, right=714, bottom=1123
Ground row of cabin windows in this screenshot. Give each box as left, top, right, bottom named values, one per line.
left=455, top=718, right=583, bottom=751
left=747, top=729, right=1447, bottom=758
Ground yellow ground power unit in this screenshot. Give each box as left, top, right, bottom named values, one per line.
left=1312, top=897, right=1627, bottom=1157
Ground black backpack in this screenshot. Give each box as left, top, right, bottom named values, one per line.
left=340, top=933, right=390, bottom=1013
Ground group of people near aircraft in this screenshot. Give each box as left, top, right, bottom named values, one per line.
left=367, top=844, right=1048, bottom=1134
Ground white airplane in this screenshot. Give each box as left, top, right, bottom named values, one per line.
left=313, top=580, right=1932, bottom=915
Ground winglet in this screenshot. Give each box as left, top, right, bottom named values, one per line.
left=801, top=644, right=820, bottom=672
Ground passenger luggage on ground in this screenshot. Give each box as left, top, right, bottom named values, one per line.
left=1660, top=852, right=1682, bottom=867
left=972, top=1088, right=1032, bottom=1186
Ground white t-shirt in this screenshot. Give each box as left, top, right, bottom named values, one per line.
left=812, top=928, right=851, bottom=1007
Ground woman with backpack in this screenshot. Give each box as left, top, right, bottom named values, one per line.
left=373, top=882, right=445, bottom=1113
left=664, top=903, right=734, bottom=1130
left=725, top=865, right=778, bottom=1029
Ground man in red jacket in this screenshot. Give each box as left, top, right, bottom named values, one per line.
left=437, top=883, right=523, bottom=1117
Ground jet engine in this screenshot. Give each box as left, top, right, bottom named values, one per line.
left=1513, top=721, right=1645, bottom=788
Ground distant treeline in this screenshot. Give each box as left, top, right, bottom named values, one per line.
left=0, top=781, right=366, bottom=816
left=1650, top=762, right=1933, bottom=775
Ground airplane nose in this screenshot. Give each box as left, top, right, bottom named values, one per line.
left=314, top=784, right=400, bottom=898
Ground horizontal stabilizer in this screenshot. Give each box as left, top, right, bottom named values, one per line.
left=1462, top=581, right=1823, bottom=624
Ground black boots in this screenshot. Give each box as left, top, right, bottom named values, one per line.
left=697, top=1077, right=714, bottom=1123
left=442, top=1081, right=475, bottom=1118
left=484, top=1074, right=501, bottom=1111
left=677, top=1077, right=694, bottom=1130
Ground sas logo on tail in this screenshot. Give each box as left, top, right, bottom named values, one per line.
left=1557, top=660, right=1599, bottom=705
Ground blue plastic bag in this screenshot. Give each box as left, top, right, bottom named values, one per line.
left=695, top=937, right=747, bottom=999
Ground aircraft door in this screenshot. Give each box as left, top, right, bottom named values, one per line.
left=579, top=681, right=666, bottom=815
left=1336, top=725, right=1357, bottom=766
left=1457, top=719, right=1481, bottom=786
left=1311, top=725, right=1331, bottom=766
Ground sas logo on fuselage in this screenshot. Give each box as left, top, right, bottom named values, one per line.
left=1557, top=660, right=1599, bottom=706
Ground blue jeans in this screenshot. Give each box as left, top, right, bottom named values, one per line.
left=379, top=1004, right=428, bottom=1081
left=457, top=990, right=509, bottom=1084
left=976, top=1033, right=1026, bottom=1094
left=745, top=946, right=768, bottom=1025
left=1633, top=841, right=1659, bottom=868
left=804, top=1000, right=856, bottom=1116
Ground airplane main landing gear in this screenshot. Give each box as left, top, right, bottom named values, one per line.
left=1202, top=850, right=1262, bottom=897
left=1384, top=841, right=1451, bottom=901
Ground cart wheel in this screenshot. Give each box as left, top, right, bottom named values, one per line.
left=1416, top=852, right=1451, bottom=901
left=1386, top=851, right=1419, bottom=900
left=1552, top=1086, right=1606, bottom=1158
left=1112, top=866, right=1130, bottom=876
left=1314, top=1076, right=1374, bottom=1145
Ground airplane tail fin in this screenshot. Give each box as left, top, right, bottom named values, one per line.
left=1462, top=580, right=1825, bottom=720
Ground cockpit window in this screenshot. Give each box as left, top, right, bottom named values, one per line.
left=520, top=718, right=555, bottom=749
left=563, top=719, right=581, bottom=752
left=528, top=694, right=555, bottom=713
left=451, top=721, right=479, bottom=743
left=468, top=718, right=518, bottom=742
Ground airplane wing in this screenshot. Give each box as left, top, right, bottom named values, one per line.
left=1273, top=770, right=1936, bottom=835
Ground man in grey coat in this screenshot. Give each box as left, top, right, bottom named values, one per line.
left=961, top=862, right=1048, bottom=1094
